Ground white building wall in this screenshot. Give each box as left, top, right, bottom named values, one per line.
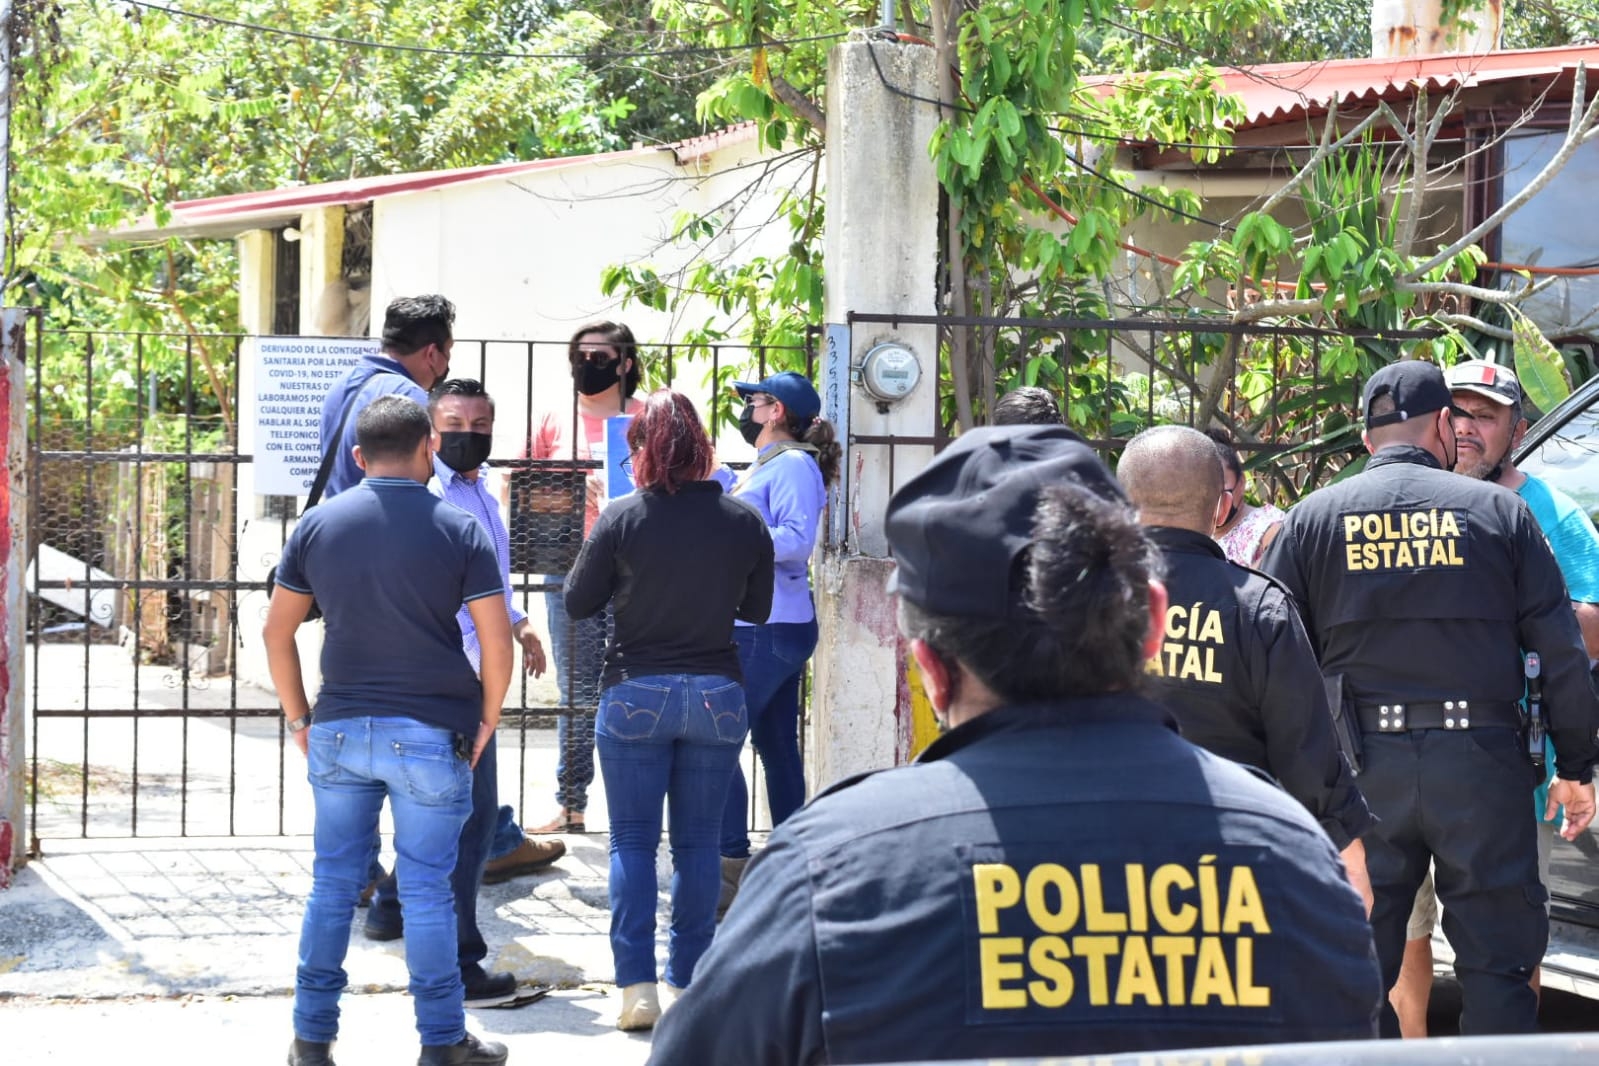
left=369, top=139, right=815, bottom=460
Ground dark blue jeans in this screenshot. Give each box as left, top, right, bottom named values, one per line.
left=545, top=573, right=610, bottom=812
left=596, top=674, right=747, bottom=988
left=370, top=734, right=498, bottom=978
left=490, top=805, right=522, bottom=859
left=295, top=717, right=472, bottom=1046
left=719, top=620, right=818, bottom=859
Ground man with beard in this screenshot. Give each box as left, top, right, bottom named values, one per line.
left=1260, top=360, right=1599, bottom=1037
left=1387, top=359, right=1599, bottom=1035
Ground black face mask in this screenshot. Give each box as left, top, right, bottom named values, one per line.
left=575, top=361, right=621, bottom=396
left=1217, top=494, right=1241, bottom=530
left=738, top=403, right=765, bottom=447
left=437, top=431, right=493, bottom=473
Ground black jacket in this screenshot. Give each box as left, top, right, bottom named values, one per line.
left=1261, top=444, right=1599, bottom=782
left=1146, top=526, right=1375, bottom=849
left=647, top=698, right=1381, bottom=1065
left=565, top=481, right=774, bottom=688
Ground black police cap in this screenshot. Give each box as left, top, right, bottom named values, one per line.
left=1363, top=361, right=1462, bottom=429
left=885, top=425, right=1127, bottom=619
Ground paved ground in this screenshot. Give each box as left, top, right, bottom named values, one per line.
left=0, top=833, right=669, bottom=1064
left=5, top=641, right=771, bottom=1064
left=10, top=643, right=1599, bottom=1061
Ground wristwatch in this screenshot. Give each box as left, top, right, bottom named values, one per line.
left=286, top=716, right=311, bottom=734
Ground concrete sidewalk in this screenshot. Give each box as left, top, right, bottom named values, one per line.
left=0, top=834, right=665, bottom=1065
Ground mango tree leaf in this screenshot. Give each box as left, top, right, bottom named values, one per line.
left=1508, top=305, right=1572, bottom=413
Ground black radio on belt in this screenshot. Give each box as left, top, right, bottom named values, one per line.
left=1526, top=652, right=1547, bottom=773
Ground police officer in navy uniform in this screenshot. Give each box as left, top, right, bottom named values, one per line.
left=648, top=425, right=1380, bottom=1065
left=1120, top=426, right=1376, bottom=907
left=1260, top=360, right=1599, bottom=1037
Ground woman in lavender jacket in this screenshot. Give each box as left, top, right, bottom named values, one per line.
left=718, top=371, right=840, bottom=912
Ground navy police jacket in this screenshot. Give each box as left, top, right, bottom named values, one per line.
left=1145, top=526, right=1375, bottom=849
left=646, top=697, right=1381, bottom=1065
left=1262, top=444, right=1599, bottom=783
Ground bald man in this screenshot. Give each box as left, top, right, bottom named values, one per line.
left=1120, top=425, right=1374, bottom=906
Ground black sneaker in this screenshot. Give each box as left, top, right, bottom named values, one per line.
left=462, top=969, right=519, bottom=1008
left=418, top=1031, right=508, bottom=1066
left=362, top=911, right=403, bottom=941
left=287, top=1038, right=336, bottom=1066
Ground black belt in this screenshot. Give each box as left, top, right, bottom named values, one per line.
left=1356, top=700, right=1521, bottom=733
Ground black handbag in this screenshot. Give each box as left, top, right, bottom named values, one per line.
left=265, top=391, right=359, bottom=621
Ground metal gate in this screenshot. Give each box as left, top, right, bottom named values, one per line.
left=25, top=311, right=1433, bottom=846
left=24, top=319, right=813, bottom=847
left=848, top=311, right=1442, bottom=500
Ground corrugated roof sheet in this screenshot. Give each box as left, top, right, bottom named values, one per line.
left=108, top=123, right=761, bottom=241
left=1087, top=43, right=1599, bottom=133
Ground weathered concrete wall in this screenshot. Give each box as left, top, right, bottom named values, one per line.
left=811, top=36, right=941, bottom=789
left=2, top=310, right=29, bottom=884
left=1371, top=0, right=1500, bottom=57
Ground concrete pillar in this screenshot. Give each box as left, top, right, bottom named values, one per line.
left=1, top=310, right=28, bottom=885
left=236, top=229, right=274, bottom=515
left=809, top=36, right=941, bottom=791
left=298, top=206, right=344, bottom=336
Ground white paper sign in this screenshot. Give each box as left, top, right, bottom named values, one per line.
left=248, top=336, right=380, bottom=496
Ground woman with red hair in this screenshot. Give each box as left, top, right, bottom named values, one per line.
left=564, top=389, right=774, bottom=1031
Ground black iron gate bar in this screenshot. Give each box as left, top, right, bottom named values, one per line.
left=28, top=326, right=268, bottom=844
left=845, top=311, right=1442, bottom=459
left=25, top=322, right=818, bottom=843
left=27, top=314, right=1449, bottom=844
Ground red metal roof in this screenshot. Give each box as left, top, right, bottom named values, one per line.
left=1088, top=44, right=1599, bottom=134
left=109, top=123, right=760, bottom=240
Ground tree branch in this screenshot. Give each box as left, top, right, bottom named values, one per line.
left=1401, top=275, right=1559, bottom=304
left=770, top=72, right=825, bottom=134
left=1434, top=313, right=1514, bottom=340
left=1253, top=106, right=1384, bottom=219
left=1402, top=63, right=1599, bottom=283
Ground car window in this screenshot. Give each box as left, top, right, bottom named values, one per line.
left=1520, top=404, right=1599, bottom=522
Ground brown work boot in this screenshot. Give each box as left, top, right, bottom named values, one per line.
left=481, top=836, right=566, bottom=885
left=527, top=808, right=584, bottom=834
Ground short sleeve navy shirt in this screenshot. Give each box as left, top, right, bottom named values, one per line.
left=274, top=476, right=504, bottom=734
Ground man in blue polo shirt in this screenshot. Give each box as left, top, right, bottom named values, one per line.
left=364, top=379, right=566, bottom=1006
left=319, top=294, right=455, bottom=498
left=266, top=395, right=513, bottom=1066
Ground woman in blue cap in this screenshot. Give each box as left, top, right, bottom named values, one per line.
left=718, top=370, right=840, bottom=913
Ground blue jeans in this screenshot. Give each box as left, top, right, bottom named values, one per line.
left=369, top=735, right=498, bottom=977
left=545, top=574, right=610, bottom=812
left=295, top=717, right=472, bottom=1047
left=720, top=620, right=818, bottom=859
left=490, top=805, right=522, bottom=860
left=595, top=674, right=747, bottom=989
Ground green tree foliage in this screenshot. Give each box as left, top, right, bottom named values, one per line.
left=10, top=0, right=661, bottom=440
left=599, top=0, right=1589, bottom=504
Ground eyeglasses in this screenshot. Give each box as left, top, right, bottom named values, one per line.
left=620, top=455, right=635, bottom=478
left=577, top=348, right=620, bottom=366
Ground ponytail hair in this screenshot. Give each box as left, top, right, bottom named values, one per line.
left=802, top=417, right=841, bottom=487
left=778, top=408, right=841, bottom=487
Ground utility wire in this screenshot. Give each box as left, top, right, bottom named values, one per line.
left=118, top=1, right=848, bottom=60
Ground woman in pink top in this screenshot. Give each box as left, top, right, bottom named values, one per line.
left=1205, top=427, right=1285, bottom=568
left=523, top=322, right=644, bottom=833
